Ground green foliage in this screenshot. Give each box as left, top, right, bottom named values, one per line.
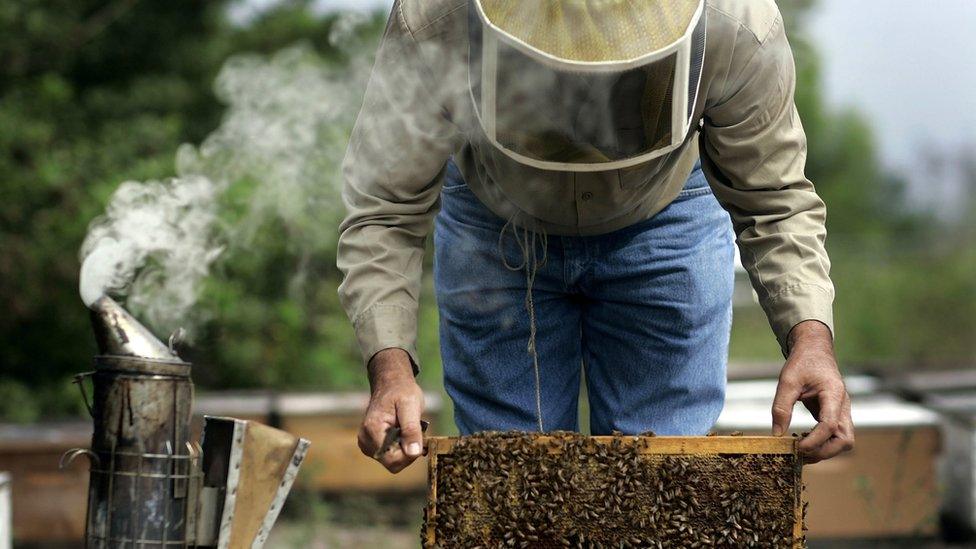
left=0, top=2, right=387, bottom=416
left=830, top=233, right=976, bottom=366
left=0, top=1, right=229, bottom=395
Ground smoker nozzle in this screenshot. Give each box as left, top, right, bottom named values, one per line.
left=89, top=296, right=178, bottom=360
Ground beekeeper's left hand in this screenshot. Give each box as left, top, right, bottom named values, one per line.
left=771, top=320, right=855, bottom=463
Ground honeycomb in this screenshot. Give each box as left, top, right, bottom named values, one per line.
left=423, top=432, right=803, bottom=548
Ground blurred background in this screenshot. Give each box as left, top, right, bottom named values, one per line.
left=1, top=0, right=974, bottom=547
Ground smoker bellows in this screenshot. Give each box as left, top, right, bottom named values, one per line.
left=63, top=296, right=310, bottom=548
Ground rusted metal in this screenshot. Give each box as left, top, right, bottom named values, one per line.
left=252, top=437, right=310, bottom=548
left=85, top=356, right=198, bottom=547
left=67, top=297, right=309, bottom=548
left=77, top=297, right=201, bottom=548
left=197, top=416, right=310, bottom=549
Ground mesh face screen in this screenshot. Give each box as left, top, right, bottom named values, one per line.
left=485, top=39, right=677, bottom=164
left=477, top=0, right=701, bottom=63
left=687, top=10, right=707, bottom=119
left=468, top=4, right=483, bottom=109
left=424, top=432, right=803, bottom=548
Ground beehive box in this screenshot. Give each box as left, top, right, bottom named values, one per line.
left=423, top=432, right=804, bottom=548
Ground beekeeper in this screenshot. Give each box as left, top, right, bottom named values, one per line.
left=337, top=0, right=855, bottom=473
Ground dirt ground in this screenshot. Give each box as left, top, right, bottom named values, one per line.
left=265, top=523, right=417, bottom=549
left=264, top=522, right=967, bottom=549
left=264, top=492, right=968, bottom=549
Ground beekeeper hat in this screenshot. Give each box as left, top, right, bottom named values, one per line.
left=468, top=0, right=707, bottom=172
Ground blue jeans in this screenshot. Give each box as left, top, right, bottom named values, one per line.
left=433, top=160, right=735, bottom=436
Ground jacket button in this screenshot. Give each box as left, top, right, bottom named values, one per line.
left=581, top=191, right=594, bottom=201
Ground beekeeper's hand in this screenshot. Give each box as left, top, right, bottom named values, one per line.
left=771, top=320, right=855, bottom=463
left=359, top=348, right=426, bottom=473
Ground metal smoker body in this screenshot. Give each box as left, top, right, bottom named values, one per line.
left=83, top=355, right=200, bottom=547
left=68, top=297, right=309, bottom=548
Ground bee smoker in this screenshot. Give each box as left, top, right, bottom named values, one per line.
left=65, top=296, right=310, bottom=548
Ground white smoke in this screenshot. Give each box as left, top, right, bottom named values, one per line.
left=78, top=175, right=224, bottom=312
left=79, top=30, right=372, bottom=336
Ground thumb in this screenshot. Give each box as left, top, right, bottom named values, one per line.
left=772, top=375, right=800, bottom=436
left=396, top=394, right=424, bottom=458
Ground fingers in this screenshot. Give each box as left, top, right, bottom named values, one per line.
left=798, top=388, right=841, bottom=453
left=359, top=420, right=414, bottom=473
left=356, top=411, right=402, bottom=471
left=357, top=386, right=426, bottom=474
left=357, top=413, right=390, bottom=461
left=380, top=447, right=412, bottom=474
left=803, top=429, right=855, bottom=464
left=396, top=393, right=425, bottom=458
left=771, top=373, right=801, bottom=436
left=800, top=389, right=855, bottom=463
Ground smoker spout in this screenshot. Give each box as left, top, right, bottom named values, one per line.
left=89, top=295, right=177, bottom=359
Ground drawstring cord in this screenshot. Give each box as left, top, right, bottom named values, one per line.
left=498, top=214, right=548, bottom=432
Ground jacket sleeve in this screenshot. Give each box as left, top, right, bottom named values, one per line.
left=336, top=0, right=461, bottom=371
left=699, top=10, right=834, bottom=356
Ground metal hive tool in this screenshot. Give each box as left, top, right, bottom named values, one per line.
left=423, top=432, right=805, bottom=548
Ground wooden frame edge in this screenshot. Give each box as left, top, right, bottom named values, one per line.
left=425, top=435, right=797, bottom=455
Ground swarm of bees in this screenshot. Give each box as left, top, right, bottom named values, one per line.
left=423, top=431, right=802, bottom=548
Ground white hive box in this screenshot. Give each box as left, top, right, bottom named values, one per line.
left=717, top=376, right=942, bottom=540
left=0, top=472, right=10, bottom=549
left=884, top=369, right=976, bottom=540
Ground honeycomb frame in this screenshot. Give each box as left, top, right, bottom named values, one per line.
left=424, top=434, right=804, bottom=548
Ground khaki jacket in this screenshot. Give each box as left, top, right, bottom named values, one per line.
left=337, top=0, right=834, bottom=368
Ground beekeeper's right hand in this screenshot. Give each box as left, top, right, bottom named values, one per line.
left=359, top=348, right=426, bottom=473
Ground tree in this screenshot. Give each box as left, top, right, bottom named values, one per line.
left=0, top=1, right=388, bottom=419
left=0, top=1, right=230, bottom=418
